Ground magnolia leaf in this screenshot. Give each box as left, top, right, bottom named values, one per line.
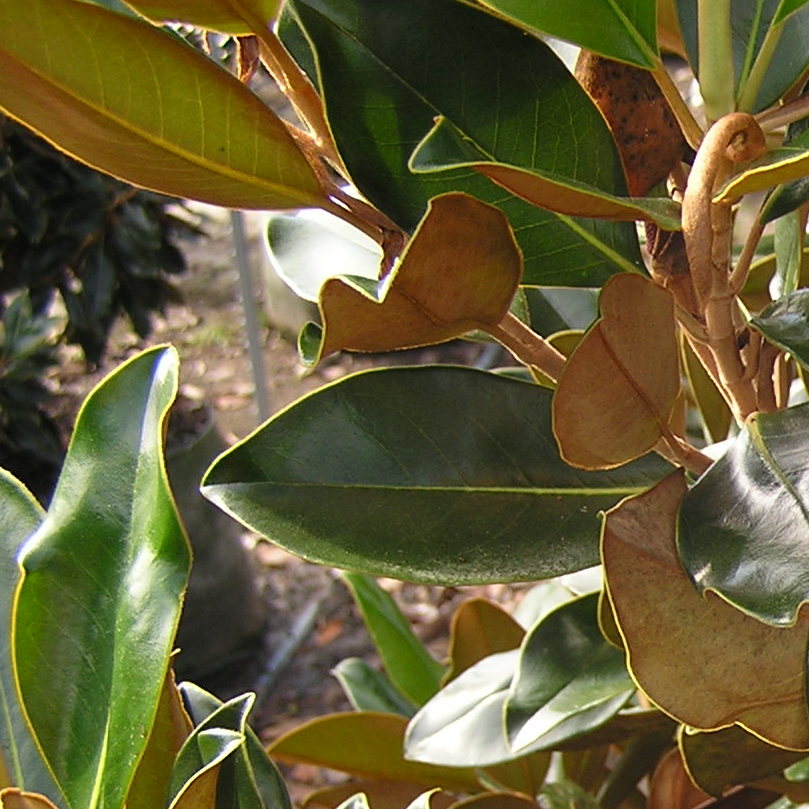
left=679, top=725, right=807, bottom=798
left=178, top=684, right=291, bottom=809
left=304, top=782, right=453, bottom=809
left=0, top=791, right=59, bottom=809
left=682, top=339, right=732, bottom=444
left=575, top=51, right=688, bottom=196
left=14, top=347, right=190, bottom=809
left=342, top=572, right=443, bottom=706
left=0, top=472, right=60, bottom=804
left=332, top=659, right=417, bottom=717
left=405, top=651, right=525, bottom=767
left=122, top=0, right=282, bottom=32
left=0, top=0, right=323, bottom=210
left=166, top=697, right=249, bottom=809
left=603, top=470, right=809, bottom=750
left=648, top=748, right=710, bottom=809
left=751, top=289, right=809, bottom=369
left=715, top=148, right=809, bottom=204
left=444, top=599, right=525, bottom=683
left=268, top=712, right=482, bottom=792
left=679, top=402, right=809, bottom=626
left=265, top=209, right=381, bottom=302
left=775, top=0, right=809, bottom=23
left=774, top=209, right=805, bottom=296
left=759, top=129, right=809, bottom=224
left=288, top=0, right=643, bottom=286
left=312, top=193, right=521, bottom=361
left=448, top=796, right=537, bottom=809
left=410, top=118, right=682, bottom=229
left=552, top=273, right=679, bottom=469
left=522, top=288, right=599, bottom=337
left=474, top=0, right=657, bottom=67
left=125, top=670, right=193, bottom=809
left=203, top=365, right=673, bottom=585
left=504, top=594, right=635, bottom=755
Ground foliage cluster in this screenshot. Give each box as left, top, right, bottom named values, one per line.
left=6, top=1, right=809, bottom=808
left=0, top=115, right=196, bottom=497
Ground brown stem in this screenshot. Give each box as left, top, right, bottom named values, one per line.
left=730, top=218, right=765, bottom=293
left=755, top=341, right=781, bottom=412
left=756, top=93, right=809, bottom=132
left=488, top=313, right=566, bottom=382
left=704, top=295, right=758, bottom=419
left=682, top=113, right=767, bottom=420
left=257, top=35, right=345, bottom=173
left=655, top=433, right=713, bottom=477
left=682, top=112, right=766, bottom=308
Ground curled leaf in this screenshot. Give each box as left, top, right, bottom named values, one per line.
left=313, top=193, right=522, bottom=361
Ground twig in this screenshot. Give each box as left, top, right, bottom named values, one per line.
left=488, top=312, right=567, bottom=383
left=730, top=218, right=765, bottom=294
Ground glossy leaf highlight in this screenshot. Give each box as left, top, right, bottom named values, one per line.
left=679, top=402, right=809, bottom=625
left=505, top=594, right=634, bottom=754
left=13, top=347, right=190, bottom=809
left=0, top=0, right=323, bottom=210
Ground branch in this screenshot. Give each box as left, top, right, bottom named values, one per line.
left=488, top=313, right=566, bottom=383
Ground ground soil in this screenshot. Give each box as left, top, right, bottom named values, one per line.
left=47, top=205, right=528, bottom=805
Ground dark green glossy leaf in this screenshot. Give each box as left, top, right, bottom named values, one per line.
left=474, top=0, right=657, bottom=67
left=410, top=117, right=681, bottom=229
left=286, top=0, right=642, bottom=286
left=677, top=0, right=809, bottom=111
left=405, top=650, right=523, bottom=767
left=522, top=288, right=600, bottom=338
left=13, top=347, right=190, bottom=809
left=342, top=573, right=443, bottom=706
left=265, top=210, right=381, bottom=302
left=203, top=367, right=672, bottom=585
left=774, top=0, right=809, bottom=24
left=751, top=289, right=809, bottom=368
left=0, top=471, right=61, bottom=803
left=773, top=209, right=806, bottom=297
left=505, top=594, right=634, bottom=755
left=171, top=684, right=291, bottom=809
left=679, top=403, right=809, bottom=625
left=332, top=658, right=418, bottom=717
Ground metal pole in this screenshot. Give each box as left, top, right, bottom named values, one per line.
left=229, top=210, right=271, bottom=423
